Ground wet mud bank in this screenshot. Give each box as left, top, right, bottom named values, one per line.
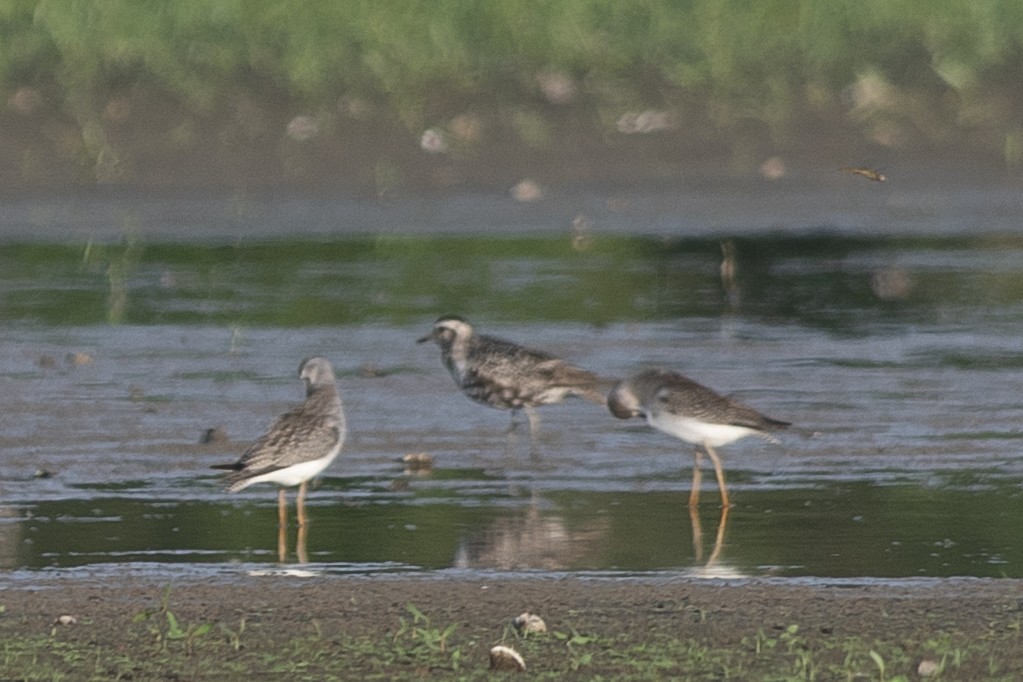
left=3, top=573, right=1022, bottom=679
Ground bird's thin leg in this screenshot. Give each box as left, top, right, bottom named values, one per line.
left=688, top=503, right=704, bottom=562
left=524, top=406, right=542, bottom=460
left=503, top=410, right=520, bottom=460
left=524, top=406, right=540, bottom=439
left=296, top=520, right=309, bottom=564
left=278, top=487, right=288, bottom=528
left=296, top=480, right=309, bottom=528
left=703, top=442, right=731, bottom=508
left=506, top=409, right=520, bottom=435
left=706, top=504, right=730, bottom=567
left=277, top=487, right=288, bottom=563
left=688, top=448, right=704, bottom=507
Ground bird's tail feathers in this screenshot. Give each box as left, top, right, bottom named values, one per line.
left=211, top=462, right=254, bottom=492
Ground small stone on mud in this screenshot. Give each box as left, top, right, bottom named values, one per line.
left=9, top=86, right=42, bottom=115
left=510, top=179, right=544, bottom=203
left=420, top=128, right=447, bottom=153
left=67, top=352, right=93, bottom=366
left=54, top=615, right=77, bottom=626
left=402, top=452, right=434, bottom=474
left=358, top=363, right=386, bottom=378
left=200, top=427, right=230, bottom=445
left=489, top=645, right=526, bottom=672
left=917, top=659, right=941, bottom=677
left=759, top=155, right=787, bottom=180
left=285, top=115, right=319, bottom=141
left=512, top=612, right=546, bottom=634
left=570, top=214, right=593, bottom=251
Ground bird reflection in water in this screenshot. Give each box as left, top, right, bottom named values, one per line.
left=453, top=489, right=609, bottom=570
left=279, top=500, right=310, bottom=564
left=685, top=504, right=743, bottom=579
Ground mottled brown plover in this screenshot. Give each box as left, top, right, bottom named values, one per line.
left=417, top=316, right=608, bottom=437
left=212, top=356, right=345, bottom=528
left=608, top=368, right=789, bottom=507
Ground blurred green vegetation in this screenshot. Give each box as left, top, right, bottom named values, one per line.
left=7, top=1, right=1016, bottom=113
left=2, top=1, right=1023, bottom=186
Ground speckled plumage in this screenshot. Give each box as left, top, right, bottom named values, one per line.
left=418, top=316, right=608, bottom=434
left=213, top=356, right=345, bottom=494
left=609, top=368, right=789, bottom=506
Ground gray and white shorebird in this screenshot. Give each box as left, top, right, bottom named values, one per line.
left=608, top=368, right=789, bottom=507
left=417, top=316, right=609, bottom=437
left=212, top=356, right=345, bottom=528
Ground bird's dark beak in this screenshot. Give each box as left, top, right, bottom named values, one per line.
left=416, top=333, right=433, bottom=344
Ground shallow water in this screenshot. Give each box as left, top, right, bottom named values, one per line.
left=2, top=186, right=1023, bottom=581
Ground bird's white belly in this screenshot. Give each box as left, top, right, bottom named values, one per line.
left=238, top=445, right=341, bottom=489
left=647, top=413, right=754, bottom=448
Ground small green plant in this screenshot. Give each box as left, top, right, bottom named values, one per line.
left=747, top=627, right=779, bottom=655
left=397, top=603, right=458, bottom=653
left=219, top=617, right=247, bottom=652
left=868, top=649, right=901, bottom=682
left=133, top=585, right=212, bottom=654
left=552, top=629, right=599, bottom=649
left=552, top=629, right=600, bottom=671
left=393, top=603, right=462, bottom=670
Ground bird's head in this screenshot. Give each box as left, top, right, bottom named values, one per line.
left=417, top=315, right=473, bottom=350
left=299, top=356, right=336, bottom=394
left=607, top=380, right=643, bottom=419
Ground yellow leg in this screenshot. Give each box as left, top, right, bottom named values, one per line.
left=688, top=503, right=704, bottom=561
left=296, top=520, right=309, bottom=564
left=703, top=443, right=731, bottom=508
left=296, top=480, right=309, bottom=528
left=277, top=487, right=288, bottom=563
left=277, top=487, right=288, bottom=527
left=706, top=504, right=730, bottom=567
left=688, top=448, right=704, bottom=507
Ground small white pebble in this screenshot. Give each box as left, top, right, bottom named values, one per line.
left=760, top=156, right=786, bottom=180
left=285, top=115, right=319, bottom=141
left=402, top=452, right=434, bottom=472
left=511, top=179, right=543, bottom=203
left=67, top=352, right=93, bottom=366
left=419, top=128, right=447, bottom=153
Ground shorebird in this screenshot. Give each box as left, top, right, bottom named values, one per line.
left=212, top=356, right=345, bottom=530
left=839, top=166, right=887, bottom=182
left=417, top=316, right=608, bottom=438
left=608, top=368, right=789, bottom=507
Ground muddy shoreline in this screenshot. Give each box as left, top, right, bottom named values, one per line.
left=4, top=573, right=1022, bottom=679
